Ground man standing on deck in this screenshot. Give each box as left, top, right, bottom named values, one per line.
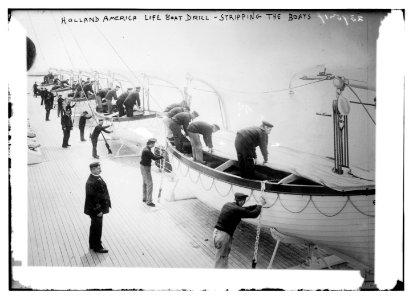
left=39, top=88, right=46, bottom=105
left=213, top=193, right=266, bottom=268
left=169, top=110, right=199, bottom=152
left=84, top=161, right=111, bottom=254
left=90, top=119, right=112, bottom=159
left=116, top=88, right=132, bottom=117
left=44, top=91, right=54, bottom=121
left=33, top=82, right=39, bottom=97
left=140, top=138, right=163, bottom=207
left=187, top=121, right=220, bottom=163
left=57, top=95, right=64, bottom=117
left=79, top=111, right=92, bottom=142
left=234, top=121, right=274, bottom=179
left=104, top=85, right=120, bottom=114
left=65, top=100, right=77, bottom=115
left=124, top=86, right=141, bottom=117
left=61, top=108, right=73, bottom=148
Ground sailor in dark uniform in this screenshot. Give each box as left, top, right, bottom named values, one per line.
left=163, top=103, right=189, bottom=138
left=84, top=161, right=111, bottom=253
left=116, top=88, right=132, bottom=117
left=33, top=82, right=39, bottom=97
left=95, top=88, right=109, bottom=113
left=79, top=111, right=92, bottom=141
left=44, top=91, right=54, bottom=121
left=104, top=85, right=120, bottom=114
left=57, top=95, right=64, bottom=117
left=187, top=121, right=220, bottom=163
left=234, top=121, right=274, bottom=179
left=90, top=119, right=112, bottom=159
left=169, top=111, right=199, bottom=152
left=61, top=108, right=73, bottom=148
left=124, top=86, right=141, bottom=117
left=140, top=138, right=163, bottom=207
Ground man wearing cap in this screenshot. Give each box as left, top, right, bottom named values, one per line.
left=84, top=162, right=111, bottom=253
left=213, top=192, right=266, bottom=268
left=95, top=88, right=109, bottom=113
left=90, top=119, right=112, bottom=159
left=116, top=88, right=132, bottom=117
left=163, top=102, right=190, bottom=139
left=234, top=121, right=274, bottom=179
left=104, top=85, right=120, bottom=114
left=187, top=121, right=220, bottom=163
left=57, top=95, right=64, bottom=117
left=140, top=138, right=163, bottom=207
left=61, top=109, right=73, bottom=148
left=79, top=111, right=92, bottom=142
left=124, top=87, right=141, bottom=117
left=65, top=100, right=77, bottom=115
left=44, top=90, right=54, bottom=121
left=169, top=111, right=199, bottom=152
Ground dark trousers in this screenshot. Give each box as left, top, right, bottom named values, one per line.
left=169, top=121, right=184, bottom=152
left=89, top=215, right=103, bottom=250
left=91, top=138, right=98, bottom=157
left=235, top=134, right=255, bottom=179
left=125, top=105, right=134, bottom=117
left=40, top=96, right=44, bottom=105
left=45, top=108, right=51, bottom=121
left=80, top=126, right=86, bottom=141
left=117, top=103, right=125, bottom=117
left=62, top=129, right=71, bottom=146
left=57, top=105, right=63, bottom=117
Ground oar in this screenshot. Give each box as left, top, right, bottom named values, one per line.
left=100, top=132, right=112, bottom=154
left=157, top=146, right=166, bottom=203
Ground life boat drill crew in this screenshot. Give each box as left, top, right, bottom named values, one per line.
left=169, top=111, right=199, bottom=152
left=116, top=88, right=132, bottom=117
left=187, top=121, right=220, bottom=163
left=234, top=121, right=274, bottom=179
left=124, top=87, right=141, bottom=117
left=104, top=85, right=120, bottom=114
left=90, top=119, right=112, bottom=159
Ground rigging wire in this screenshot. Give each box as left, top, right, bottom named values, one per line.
left=26, top=12, right=47, bottom=65
left=51, top=13, right=75, bottom=69
left=60, top=11, right=93, bottom=71
left=85, top=12, right=167, bottom=110
left=347, top=85, right=376, bottom=125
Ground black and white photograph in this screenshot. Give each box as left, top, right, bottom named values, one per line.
left=6, top=3, right=408, bottom=294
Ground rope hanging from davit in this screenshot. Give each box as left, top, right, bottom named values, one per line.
left=252, top=181, right=266, bottom=269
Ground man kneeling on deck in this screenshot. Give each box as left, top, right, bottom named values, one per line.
left=140, top=138, right=163, bottom=207
left=84, top=162, right=111, bottom=253
left=187, top=121, right=220, bottom=163
left=213, top=193, right=266, bottom=268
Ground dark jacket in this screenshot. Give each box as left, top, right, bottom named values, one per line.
left=96, top=89, right=109, bottom=98
left=91, top=124, right=111, bottom=141
left=235, top=126, right=269, bottom=161
left=65, top=103, right=76, bottom=114
left=82, top=83, right=94, bottom=97
left=215, top=202, right=262, bottom=237
left=187, top=121, right=214, bottom=148
left=105, top=89, right=118, bottom=101
left=124, top=91, right=140, bottom=107
left=172, top=112, right=193, bottom=135
left=167, top=107, right=186, bottom=118
left=44, top=93, right=54, bottom=110
left=116, top=92, right=129, bottom=106
left=79, top=115, right=92, bottom=128
left=164, top=101, right=186, bottom=113
left=140, top=146, right=163, bottom=167
left=61, top=114, right=73, bottom=130
left=57, top=97, right=64, bottom=107
left=84, top=174, right=111, bottom=216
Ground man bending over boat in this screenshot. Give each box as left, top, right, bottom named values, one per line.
left=187, top=121, right=220, bottom=163
left=116, top=88, right=132, bottom=117
left=169, top=110, right=199, bottom=152
left=105, top=85, right=120, bottom=114
left=124, top=86, right=141, bottom=117
left=235, top=121, right=274, bottom=179
left=213, top=192, right=266, bottom=268
left=163, top=102, right=190, bottom=138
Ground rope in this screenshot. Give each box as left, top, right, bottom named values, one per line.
left=347, top=85, right=376, bottom=125
left=252, top=181, right=266, bottom=268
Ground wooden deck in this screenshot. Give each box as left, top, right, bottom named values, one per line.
left=27, top=93, right=349, bottom=269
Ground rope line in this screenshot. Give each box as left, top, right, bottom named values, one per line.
left=347, top=85, right=376, bottom=125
